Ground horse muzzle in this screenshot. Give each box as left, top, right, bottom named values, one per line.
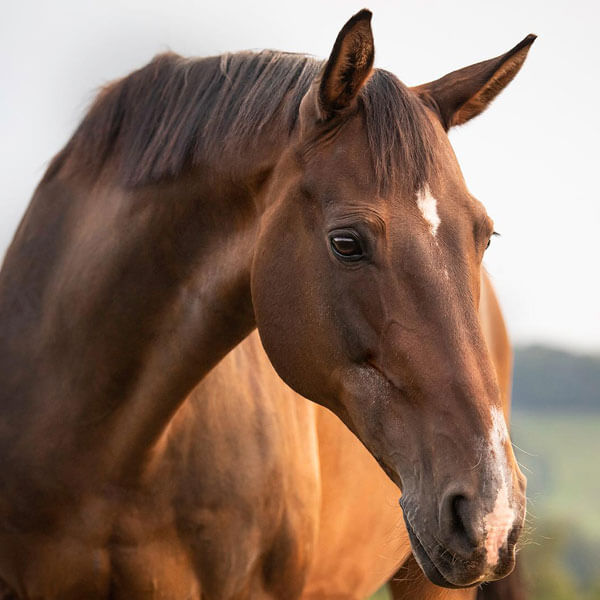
left=400, top=492, right=525, bottom=589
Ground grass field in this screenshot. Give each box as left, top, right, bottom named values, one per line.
left=511, top=411, right=600, bottom=540
left=511, top=411, right=600, bottom=597
left=368, top=588, right=391, bottom=600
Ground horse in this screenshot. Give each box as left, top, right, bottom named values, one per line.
left=0, top=275, right=520, bottom=600
left=0, top=9, right=534, bottom=598
left=28, top=268, right=509, bottom=600
left=56, top=268, right=513, bottom=600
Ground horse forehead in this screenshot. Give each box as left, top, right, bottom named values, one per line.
left=414, top=184, right=479, bottom=235
left=301, top=117, right=372, bottom=180
left=303, top=123, right=485, bottom=229
left=420, top=177, right=489, bottom=231
left=416, top=184, right=441, bottom=237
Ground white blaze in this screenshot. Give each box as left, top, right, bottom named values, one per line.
left=416, top=184, right=441, bottom=237
left=483, top=407, right=515, bottom=566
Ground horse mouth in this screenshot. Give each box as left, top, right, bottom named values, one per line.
left=401, top=511, right=476, bottom=590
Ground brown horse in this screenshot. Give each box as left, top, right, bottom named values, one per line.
left=0, top=273, right=517, bottom=600
left=0, top=9, right=534, bottom=598
left=82, top=269, right=514, bottom=600
left=48, top=269, right=509, bottom=600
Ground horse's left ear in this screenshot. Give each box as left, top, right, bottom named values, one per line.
left=412, top=34, right=536, bottom=130
left=318, top=9, right=375, bottom=119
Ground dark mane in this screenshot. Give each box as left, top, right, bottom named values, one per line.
left=49, top=50, right=434, bottom=191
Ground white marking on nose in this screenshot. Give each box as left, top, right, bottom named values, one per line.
left=484, top=479, right=513, bottom=565
left=483, top=407, right=515, bottom=566
left=416, top=184, right=441, bottom=237
left=489, top=405, right=508, bottom=449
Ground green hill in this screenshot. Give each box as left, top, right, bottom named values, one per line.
left=513, top=346, right=600, bottom=412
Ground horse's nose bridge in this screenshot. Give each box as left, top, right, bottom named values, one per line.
left=424, top=345, right=501, bottom=424
left=380, top=313, right=496, bottom=395
left=380, top=312, right=521, bottom=485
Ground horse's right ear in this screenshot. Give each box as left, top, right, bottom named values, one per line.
left=412, top=34, right=536, bottom=130
left=302, top=10, right=374, bottom=126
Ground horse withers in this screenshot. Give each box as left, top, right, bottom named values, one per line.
left=0, top=9, right=534, bottom=598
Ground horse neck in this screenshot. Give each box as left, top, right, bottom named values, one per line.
left=0, top=155, right=277, bottom=491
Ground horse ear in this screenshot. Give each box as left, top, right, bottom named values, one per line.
left=412, top=34, right=536, bottom=130
left=318, top=9, right=375, bottom=119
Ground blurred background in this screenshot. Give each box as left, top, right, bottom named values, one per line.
left=2, top=1, right=598, bottom=598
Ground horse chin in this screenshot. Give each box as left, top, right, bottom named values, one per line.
left=401, top=512, right=479, bottom=590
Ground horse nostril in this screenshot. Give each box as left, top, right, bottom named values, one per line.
left=441, top=493, right=483, bottom=553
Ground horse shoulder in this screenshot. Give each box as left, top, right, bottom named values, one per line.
left=126, top=332, right=321, bottom=599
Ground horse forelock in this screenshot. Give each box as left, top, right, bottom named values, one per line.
left=47, top=50, right=435, bottom=193
left=360, top=69, right=436, bottom=193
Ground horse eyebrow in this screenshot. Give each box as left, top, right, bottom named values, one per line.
left=327, top=208, right=387, bottom=236
left=48, top=51, right=434, bottom=194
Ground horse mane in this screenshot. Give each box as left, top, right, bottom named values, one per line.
left=47, top=50, right=434, bottom=192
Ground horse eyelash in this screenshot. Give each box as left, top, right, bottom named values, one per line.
left=486, top=231, right=500, bottom=250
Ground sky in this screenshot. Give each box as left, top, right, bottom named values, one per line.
left=2, top=0, right=599, bottom=352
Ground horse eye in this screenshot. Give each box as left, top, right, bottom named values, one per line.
left=330, top=234, right=363, bottom=260
left=486, top=231, right=500, bottom=250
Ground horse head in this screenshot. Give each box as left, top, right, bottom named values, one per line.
left=251, top=10, right=532, bottom=588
